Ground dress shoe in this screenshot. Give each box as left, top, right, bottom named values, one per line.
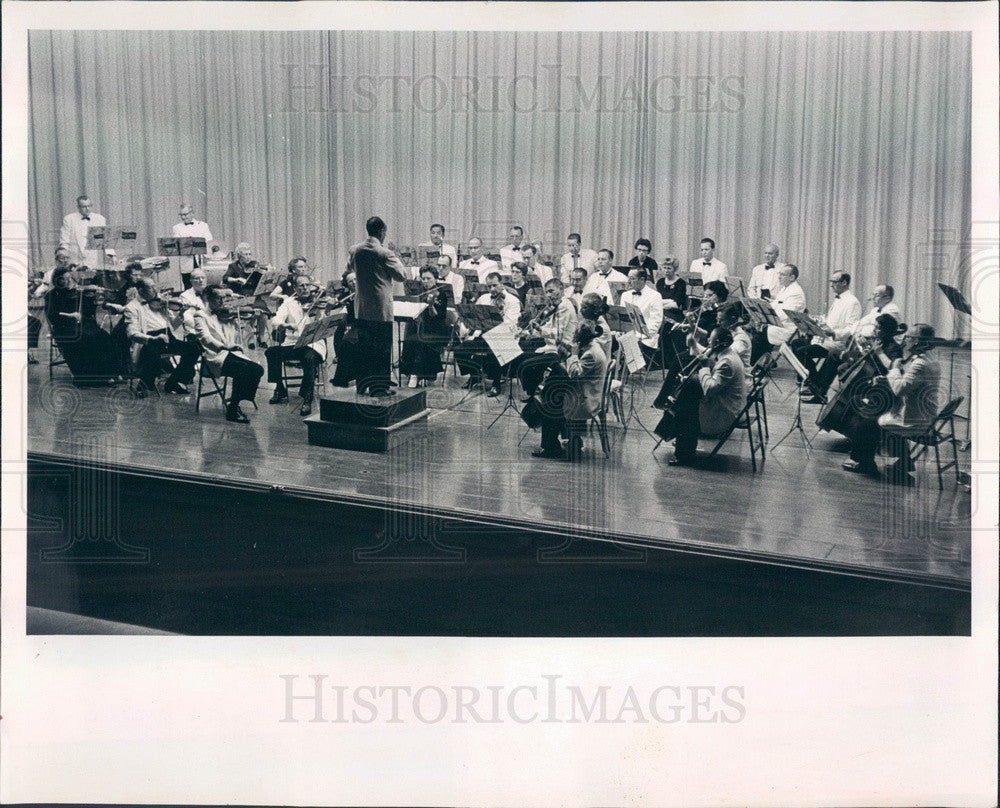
left=299, top=400, right=313, bottom=417
left=486, top=383, right=502, bottom=397
left=667, top=453, right=695, bottom=466
left=462, top=377, right=480, bottom=390
left=531, top=448, right=566, bottom=459
left=225, top=405, right=250, bottom=423
left=269, top=391, right=288, bottom=404
left=842, top=459, right=878, bottom=475
left=164, top=381, right=189, bottom=395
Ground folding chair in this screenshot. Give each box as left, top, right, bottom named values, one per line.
left=587, top=355, right=618, bottom=458
left=708, top=372, right=768, bottom=472
left=48, top=335, right=67, bottom=379
left=194, top=356, right=228, bottom=413
left=883, top=397, right=964, bottom=489
left=749, top=353, right=778, bottom=441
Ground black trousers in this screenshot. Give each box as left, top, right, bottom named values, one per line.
left=355, top=319, right=393, bottom=395
left=849, top=419, right=911, bottom=469
left=749, top=330, right=774, bottom=365
left=540, top=415, right=587, bottom=456
left=136, top=333, right=200, bottom=388
left=516, top=343, right=560, bottom=396
left=54, top=323, right=123, bottom=384
left=656, top=378, right=703, bottom=458
left=266, top=345, right=321, bottom=401
left=28, top=314, right=42, bottom=349
left=219, top=351, right=264, bottom=406
left=454, top=337, right=502, bottom=384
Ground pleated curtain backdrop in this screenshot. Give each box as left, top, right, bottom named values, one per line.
left=28, top=30, right=970, bottom=333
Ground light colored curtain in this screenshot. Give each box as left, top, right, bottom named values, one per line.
left=28, top=30, right=970, bottom=333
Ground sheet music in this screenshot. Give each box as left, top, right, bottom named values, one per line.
left=393, top=300, right=428, bottom=320
left=617, top=329, right=646, bottom=373
left=779, top=341, right=809, bottom=380
left=481, top=321, right=524, bottom=366
left=623, top=300, right=650, bottom=338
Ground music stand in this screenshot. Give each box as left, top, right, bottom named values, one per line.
left=481, top=322, right=525, bottom=428
left=294, top=312, right=345, bottom=350
left=617, top=330, right=656, bottom=439
left=416, top=246, right=441, bottom=265
left=606, top=306, right=636, bottom=334
left=785, top=309, right=828, bottom=340
left=771, top=342, right=814, bottom=455
left=608, top=281, right=628, bottom=305
left=741, top=298, right=783, bottom=329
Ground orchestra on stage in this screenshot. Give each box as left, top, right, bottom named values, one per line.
left=30, top=197, right=961, bottom=483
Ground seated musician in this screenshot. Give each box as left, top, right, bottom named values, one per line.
left=179, top=268, right=210, bottom=324
left=620, top=267, right=663, bottom=366
left=43, top=265, right=123, bottom=386
left=793, top=271, right=863, bottom=402
left=719, top=304, right=752, bottom=371
left=564, top=267, right=587, bottom=311
left=628, top=238, right=658, bottom=275
left=453, top=271, right=521, bottom=397
left=264, top=275, right=328, bottom=416
left=579, top=293, right=613, bottom=360
left=515, top=278, right=579, bottom=400
left=434, top=254, right=465, bottom=304
left=655, top=256, right=687, bottom=312
left=656, top=326, right=746, bottom=466
left=507, top=261, right=533, bottom=309
left=124, top=279, right=200, bottom=396
left=223, top=243, right=258, bottom=291
left=582, top=249, right=628, bottom=304
left=842, top=323, right=941, bottom=483
left=330, top=270, right=361, bottom=388
left=521, top=243, right=552, bottom=285
left=194, top=285, right=265, bottom=423
left=531, top=321, right=608, bottom=462
left=399, top=265, right=451, bottom=388
left=749, top=264, right=807, bottom=364
left=102, top=260, right=145, bottom=314
left=273, top=256, right=312, bottom=299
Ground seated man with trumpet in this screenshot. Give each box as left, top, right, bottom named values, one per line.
left=399, top=265, right=452, bottom=388
left=453, top=271, right=521, bottom=397
left=654, top=326, right=746, bottom=466
left=265, top=275, right=330, bottom=416
left=123, top=278, right=201, bottom=396
left=513, top=277, right=579, bottom=400
left=44, top=265, right=124, bottom=386
left=842, top=323, right=941, bottom=484
left=194, top=285, right=265, bottom=423
left=531, top=320, right=608, bottom=462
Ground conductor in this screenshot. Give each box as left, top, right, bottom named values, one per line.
left=348, top=215, right=409, bottom=397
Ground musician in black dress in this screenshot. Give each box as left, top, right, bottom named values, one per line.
left=507, top=261, right=533, bottom=309
left=44, top=266, right=123, bottom=386
left=628, top=238, right=658, bottom=274
left=654, top=257, right=687, bottom=312
left=399, top=266, right=451, bottom=387
left=330, top=270, right=362, bottom=388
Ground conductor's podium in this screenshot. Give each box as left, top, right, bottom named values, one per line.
left=304, top=387, right=430, bottom=453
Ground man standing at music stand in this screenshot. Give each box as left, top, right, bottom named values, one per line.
left=60, top=194, right=106, bottom=266
left=348, top=216, right=409, bottom=397
left=172, top=204, right=213, bottom=289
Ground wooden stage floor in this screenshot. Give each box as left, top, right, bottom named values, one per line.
left=25, top=354, right=971, bottom=591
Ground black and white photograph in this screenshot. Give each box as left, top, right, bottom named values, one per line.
left=2, top=2, right=997, bottom=806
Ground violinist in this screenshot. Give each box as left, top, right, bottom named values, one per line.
left=530, top=321, right=608, bottom=462
left=842, top=323, right=941, bottom=484
left=657, top=326, right=746, bottom=466
left=434, top=254, right=465, bottom=304
left=124, top=279, right=200, bottom=396
left=178, top=268, right=210, bottom=333
left=43, top=265, right=123, bottom=386
left=330, top=270, right=362, bottom=389
left=273, top=256, right=312, bottom=299
left=399, top=266, right=451, bottom=388
left=564, top=267, right=587, bottom=310
left=193, top=285, right=265, bottom=423
left=453, top=271, right=521, bottom=397
left=223, top=243, right=258, bottom=291
left=265, top=275, right=327, bottom=415
left=514, top=278, right=579, bottom=400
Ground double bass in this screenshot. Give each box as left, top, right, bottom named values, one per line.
left=815, top=344, right=894, bottom=437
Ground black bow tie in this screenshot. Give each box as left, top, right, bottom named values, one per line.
left=764, top=264, right=773, bottom=269
left=471, top=260, right=480, bottom=264
left=81, top=216, right=90, bottom=221
left=703, top=261, right=711, bottom=266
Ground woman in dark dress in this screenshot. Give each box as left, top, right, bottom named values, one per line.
left=44, top=266, right=123, bottom=386
left=654, top=256, right=687, bottom=312
left=399, top=266, right=451, bottom=386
